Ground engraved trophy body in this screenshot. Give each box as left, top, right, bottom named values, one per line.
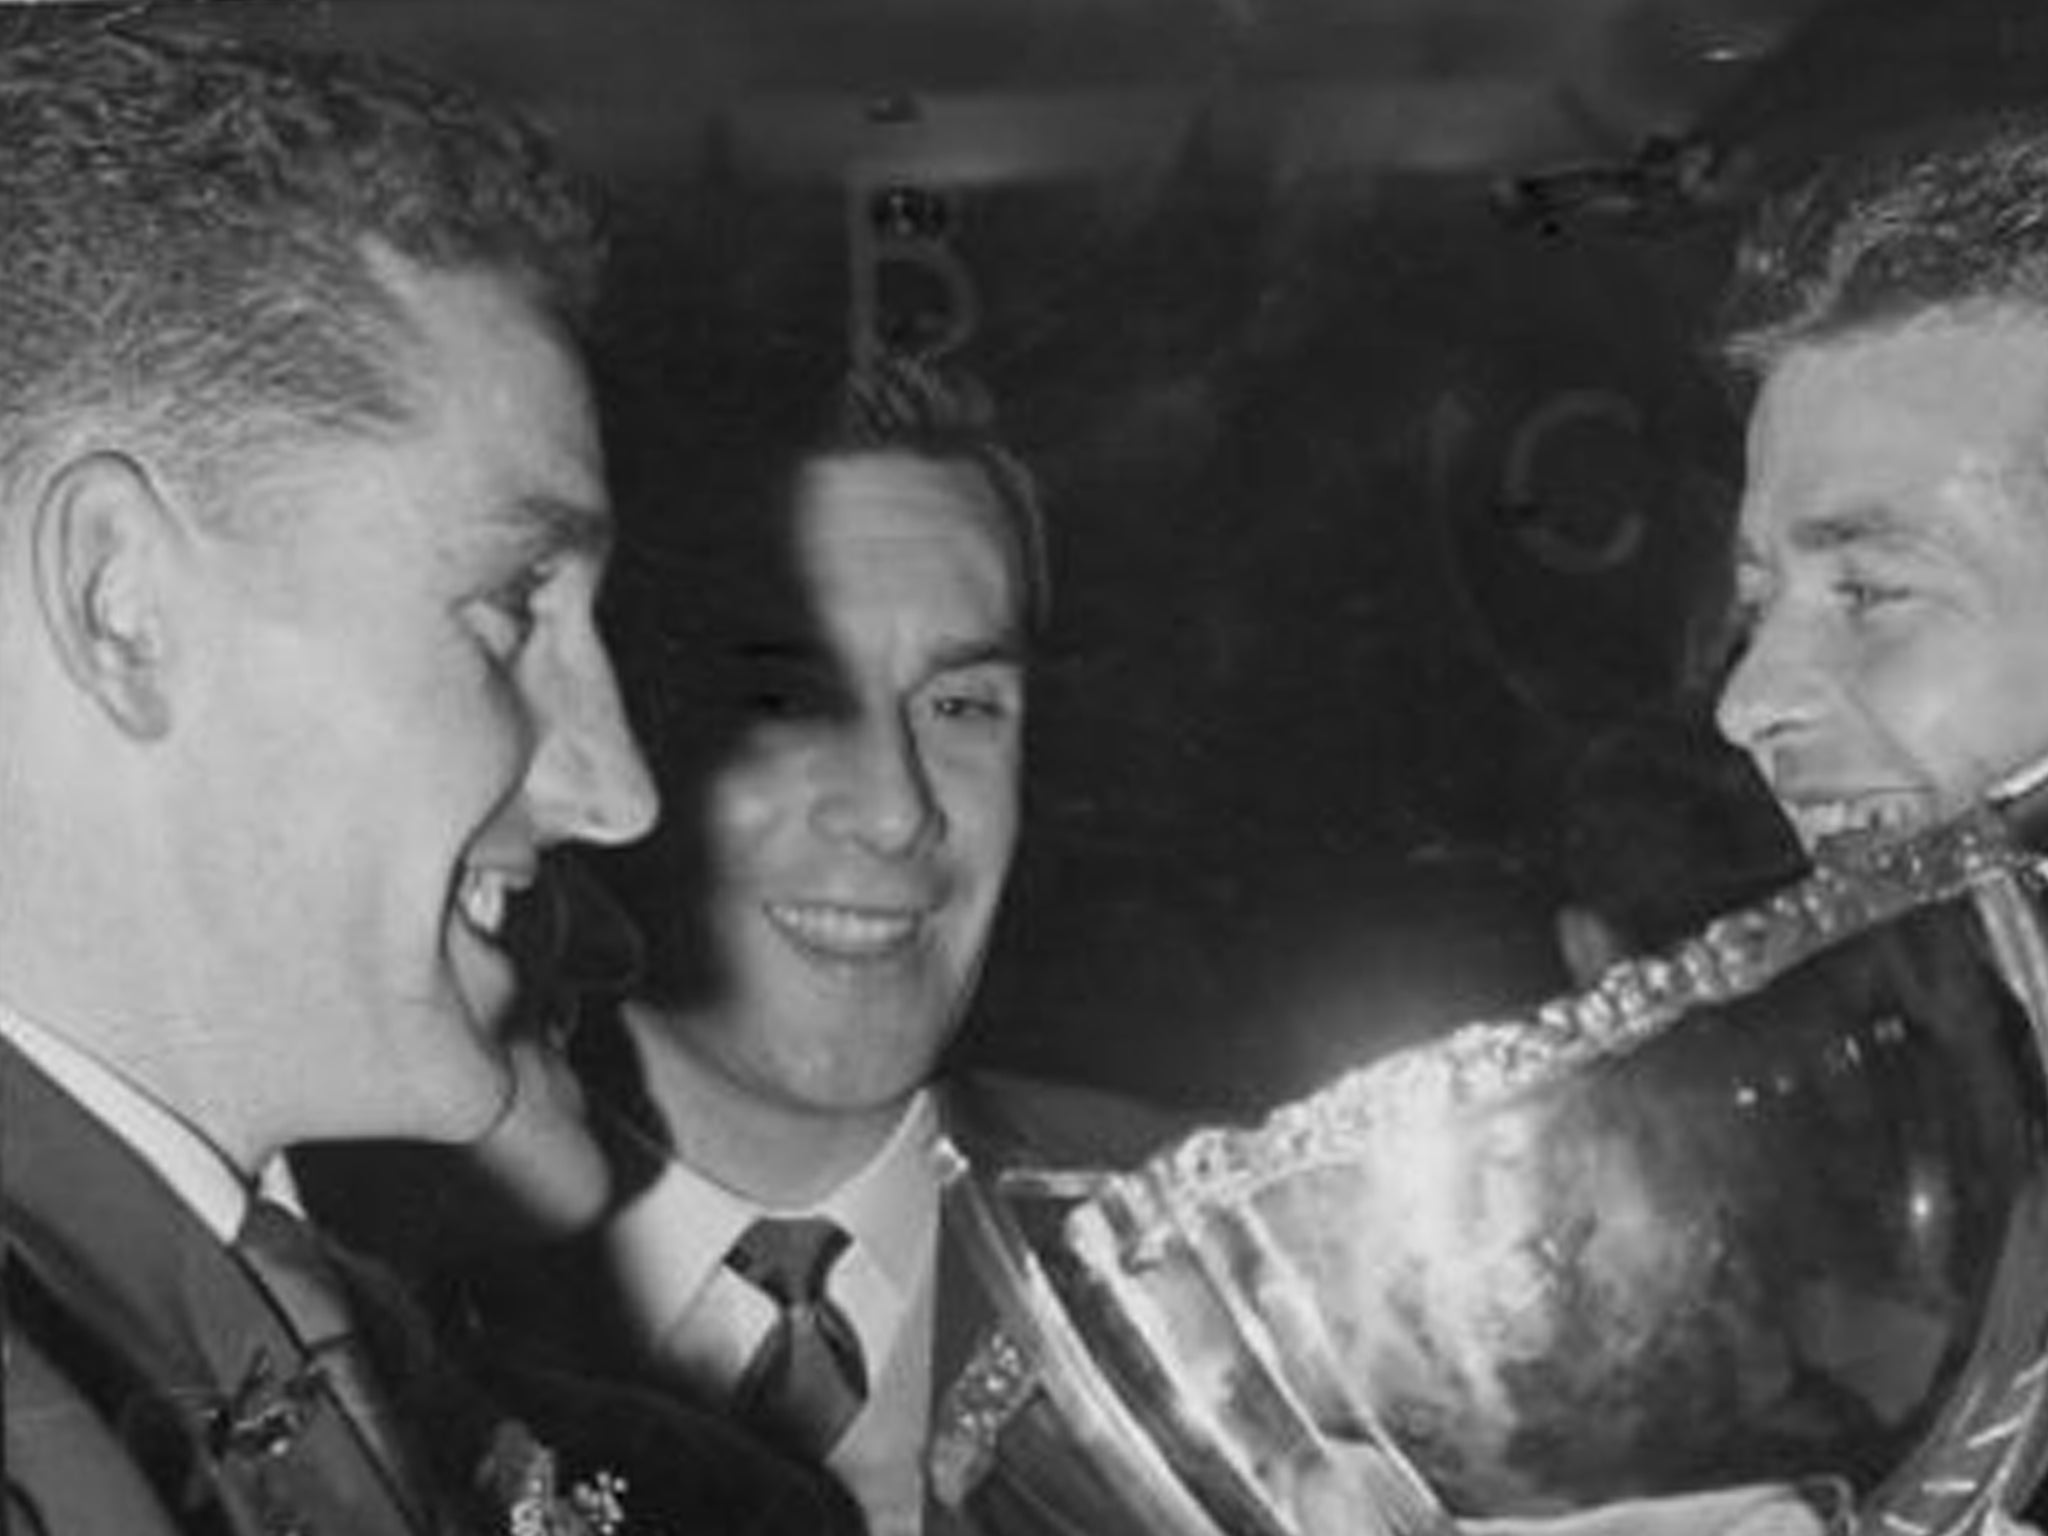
left=928, top=766, right=2048, bottom=1534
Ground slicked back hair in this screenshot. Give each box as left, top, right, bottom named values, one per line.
left=1723, top=109, right=2048, bottom=374
left=0, top=15, right=604, bottom=511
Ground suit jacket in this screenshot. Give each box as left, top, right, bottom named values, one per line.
left=429, top=1067, right=1182, bottom=1536
left=1, top=1034, right=429, bottom=1536
left=294, top=1141, right=871, bottom=1536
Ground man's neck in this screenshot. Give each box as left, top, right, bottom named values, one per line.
left=620, top=999, right=916, bottom=1208
left=0, top=968, right=273, bottom=1176
left=0, top=834, right=275, bottom=1176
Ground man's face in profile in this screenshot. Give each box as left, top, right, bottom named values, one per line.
left=163, top=251, right=655, bottom=1148
left=683, top=450, right=1026, bottom=1120
left=1718, top=309, right=2048, bottom=856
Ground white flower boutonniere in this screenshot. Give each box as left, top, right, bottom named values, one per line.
left=475, top=1419, right=633, bottom=1536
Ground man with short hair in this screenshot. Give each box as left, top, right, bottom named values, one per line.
left=1716, top=113, right=2048, bottom=860
left=1707, top=106, right=2048, bottom=1534
left=0, top=17, right=669, bottom=1533
left=462, top=354, right=1174, bottom=1536
left=1308, top=109, right=2048, bottom=1536
left=1329, top=104, right=2048, bottom=1536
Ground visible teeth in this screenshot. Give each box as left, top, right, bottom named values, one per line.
left=459, top=869, right=509, bottom=937
left=1794, top=793, right=1929, bottom=854
left=769, top=902, right=920, bottom=957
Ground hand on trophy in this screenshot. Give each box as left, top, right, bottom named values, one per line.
left=1293, top=1443, right=1837, bottom=1536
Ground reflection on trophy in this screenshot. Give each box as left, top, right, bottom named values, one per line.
left=928, top=762, right=2048, bottom=1534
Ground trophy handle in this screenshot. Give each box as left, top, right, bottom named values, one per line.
left=930, top=1144, right=1459, bottom=1536
left=1855, top=864, right=2048, bottom=1535
left=929, top=1139, right=1237, bottom=1534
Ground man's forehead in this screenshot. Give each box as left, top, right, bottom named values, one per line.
left=1739, top=320, right=2048, bottom=561
left=798, top=451, right=1006, bottom=532
left=414, top=487, right=611, bottom=584
left=796, top=452, right=1023, bottom=593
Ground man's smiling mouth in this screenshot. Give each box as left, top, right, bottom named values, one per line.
left=457, top=865, right=528, bottom=940
left=1783, top=790, right=1933, bottom=856
left=766, top=900, right=925, bottom=961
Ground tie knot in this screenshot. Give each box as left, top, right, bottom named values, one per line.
left=722, top=1216, right=867, bottom=1455
left=235, top=1198, right=352, bottom=1347
left=725, top=1216, right=851, bottom=1307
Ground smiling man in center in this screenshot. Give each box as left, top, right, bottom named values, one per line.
left=630, top=439, right=1030, bottom=1205
left=460, top=356, right=1177, bottom=1536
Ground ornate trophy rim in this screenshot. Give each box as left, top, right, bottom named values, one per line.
left=934, top=771, right=2048, bottom=1534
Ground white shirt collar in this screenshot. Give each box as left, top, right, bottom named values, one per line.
left=822, top=1090, right=941, bottom=1296
left=0, top=1001, right=304, bottom=1243
left=0, top=1001, right=266, bottom=1243
left=607, top=1090, right=942, bottom=1349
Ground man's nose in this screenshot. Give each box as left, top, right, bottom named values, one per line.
left=811, top=713, right=939, bottom=856
left=1714, top=611, right=1816, bottom=766
left=528, top=648, right=661, bottom=848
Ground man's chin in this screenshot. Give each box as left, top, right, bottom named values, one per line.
left=396, top=987, right=522, bottom=1145
left=417, top=1059, right=520, bottom=1147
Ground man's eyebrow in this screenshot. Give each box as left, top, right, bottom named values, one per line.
left=1736, top=504, right=1933, bottom=576
left=496, top=493, right=614, bottom=558
left=1785, top=503, right=1929, bottom=555
left=732, top=638, right=826, bottom=663
left=930, top=634, right=1027, bottom=672
left=728, top=636, right=1027, bottom=670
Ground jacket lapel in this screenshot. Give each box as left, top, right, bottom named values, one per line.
left=927, top=1080, right=1067, bottom=1536
left=927, top=1079, right=1024, bottom=1408
left=3, top=1035, right=432, bottom=1536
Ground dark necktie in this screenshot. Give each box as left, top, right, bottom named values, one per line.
left=232, top=1199, right=413, bottom=1497
left=725, top=1215, right=869, bottom=1457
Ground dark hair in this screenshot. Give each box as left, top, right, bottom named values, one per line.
left=1723, top=108, right=2048, bottom=372
left=0, top=15, right=604, bottom=501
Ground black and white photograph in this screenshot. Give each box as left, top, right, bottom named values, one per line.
left=6, top=2, right=2048, bottom=1533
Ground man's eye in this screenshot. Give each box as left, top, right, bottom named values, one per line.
left=927, top=684, right=1017, bottom=725
left=734, top=661, right=837, bottom=719
left=1836, top=575, right=1906, bottom=614
left=473, top=570, right=548, bottom=656
left=746, top=685, right=812, bottom=718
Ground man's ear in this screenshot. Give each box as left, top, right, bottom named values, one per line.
left=31, top=451, right=185, bottom=740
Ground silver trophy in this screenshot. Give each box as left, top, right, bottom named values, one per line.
left=930, top=761, right=2048, bottom=1534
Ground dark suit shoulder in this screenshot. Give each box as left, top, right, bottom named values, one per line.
left=4, top=1320, right=189, bottom=1536
left=945, top=1071, right=1191, bottom=1170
